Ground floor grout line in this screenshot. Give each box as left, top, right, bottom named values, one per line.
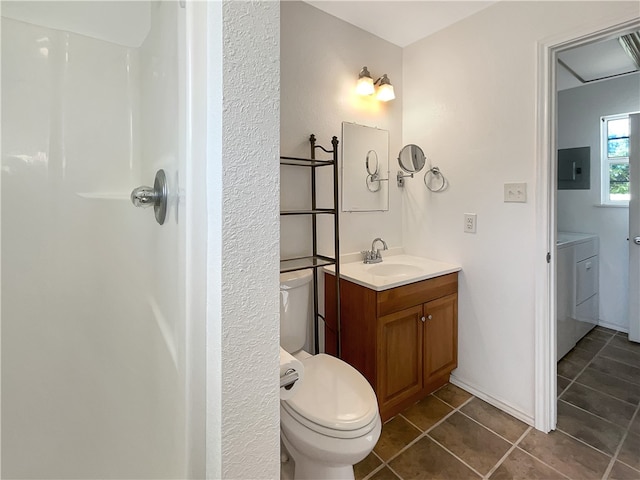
left=555, top=330, right=640, bottom=480
left=591, top=356, right=640, bottom=385
left=425, top=433, right=486, bottom=479
left=385, top=461, right=404, bottom=480
left=514, top=443, right=573, bottom=480
left=600, top=342, right=640, bottom=357
left=386, top=392, right=528, bottom=480
left=559, top=332, right=616, bottom=399
left=616, top=458, right=640, bottom=474
left=555, top=425, right=617, bottom=458
left=361, top=463, right=386, bottom=480
left=381, top=398, right=465, bottom=465
left=606, top=340, right=640, bottom=355
left=373, top=393, right=476, bottom=479
left=396, top=413, right=424, bottom=434
left=570, top=376, right=640, bottom=406
left=558, top=397, right=635, bottom=430
left=482, top=426, right=533, bottom=480
left=455, top=407, right=525, bottom=446
left=357, top=334, right=638, bottom=480
left=601, top=401, right=640, bottom=480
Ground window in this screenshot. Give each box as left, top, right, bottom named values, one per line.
left=601, top=113, right=630, bottom=205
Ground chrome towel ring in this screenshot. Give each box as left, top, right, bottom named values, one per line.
left=424, top=166, right=447, bottom=192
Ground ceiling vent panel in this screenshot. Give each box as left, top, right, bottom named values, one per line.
left=558, top=37, right=638, bottom=83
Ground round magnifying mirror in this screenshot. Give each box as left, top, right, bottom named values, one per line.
left=398, top=144, right=426, bottom=173
left=365, top=150, right=379, bottom=176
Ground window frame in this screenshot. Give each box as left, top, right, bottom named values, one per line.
left=600, top=112, right=632, bottom=206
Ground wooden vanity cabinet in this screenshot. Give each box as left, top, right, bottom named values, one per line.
left=325, top=272, right=458, bottom=421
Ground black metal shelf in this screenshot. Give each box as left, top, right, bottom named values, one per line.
left=280, top=255, right=336, bottom=273
left=280, top=208, right=336, bottom=216
left=280, top=156, right=334, bottom=167
left=279, top=133, right=341, bottom=357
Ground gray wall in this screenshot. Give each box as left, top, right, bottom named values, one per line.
left=281, top=1, right=403, bottom=260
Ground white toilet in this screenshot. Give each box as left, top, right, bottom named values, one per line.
left=280, top=269, right=382, bottom=480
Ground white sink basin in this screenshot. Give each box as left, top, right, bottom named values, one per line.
left=325, top=254, right=461, bottom=291
left=367, top=263, right=424, bottom=277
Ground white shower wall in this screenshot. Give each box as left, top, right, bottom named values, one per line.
left=2, top=2, right=187, bottom=477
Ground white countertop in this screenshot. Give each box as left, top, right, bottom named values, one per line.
left=557, top=232, right=598, bottom=247
left=324, top=254, right=461, bottom=291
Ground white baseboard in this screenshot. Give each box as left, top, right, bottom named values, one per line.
left=449, top=374, right=535, bottom=427
left=598, top=321, right=628, bottom=333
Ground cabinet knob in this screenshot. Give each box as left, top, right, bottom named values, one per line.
left=427, top=314, right=433, bottom=320
left=420, top=316, right=426, bottom=322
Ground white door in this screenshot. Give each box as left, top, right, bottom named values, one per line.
left=629, top=113, right=640, bottom=342
left=1, top=2, right=194, bottom=477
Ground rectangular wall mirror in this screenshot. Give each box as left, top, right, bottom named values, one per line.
left=341, top=122, right=389, bottom=212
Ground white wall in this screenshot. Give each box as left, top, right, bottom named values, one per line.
left=402, top=1, right=639, bottom=422
left=1, top=1, right=150, bottom=47
left=281, top=1, right=403, bottom=260
left=557, top=72, right=640, bottom=331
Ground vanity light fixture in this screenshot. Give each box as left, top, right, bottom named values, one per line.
left=356, top=66, right=375, bottom=95
left=375, top=74, right=395, bottom=102
left=356, top=66, right=395, bottom=102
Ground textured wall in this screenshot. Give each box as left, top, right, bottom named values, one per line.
left=558, top=73, right=640, bottom=331
left=402, top=1, right=639, bottom=421
left=219, top=1, right=281, bottom=479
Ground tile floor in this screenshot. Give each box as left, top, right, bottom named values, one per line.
left=355, top=327, right=640, bottom=480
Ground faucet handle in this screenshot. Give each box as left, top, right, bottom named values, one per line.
left=361, top=250, right=372, bottom=263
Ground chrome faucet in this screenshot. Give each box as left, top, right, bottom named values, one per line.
left=362, top=237, right=388, bottom=264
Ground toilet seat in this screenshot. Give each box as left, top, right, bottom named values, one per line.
left=282, top=354, right=378, bottom=439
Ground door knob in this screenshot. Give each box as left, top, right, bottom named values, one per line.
left=634, top=236, right=640, bottom=245
left=131, top=169, right=168, bottom=225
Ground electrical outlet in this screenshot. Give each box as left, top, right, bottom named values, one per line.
left=504, top=182, right=527, bottom=203
left=464, top=213, right=477, bottom=233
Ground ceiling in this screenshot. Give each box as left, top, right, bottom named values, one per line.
left=304, top=1, right=496, bottom=48
left=303, top=1, right=640, bottom=91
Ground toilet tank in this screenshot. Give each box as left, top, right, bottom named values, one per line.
left=280, top=269, right=313, bottom=353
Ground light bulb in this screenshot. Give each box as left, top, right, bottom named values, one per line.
left=356, top=66, right=375, bottom=96
left=356, top=76, right=374, bottom=96
left=376, top=83, right=395, bottom=102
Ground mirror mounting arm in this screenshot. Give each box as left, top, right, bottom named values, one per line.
left=397, top=170, right=414, bottom=187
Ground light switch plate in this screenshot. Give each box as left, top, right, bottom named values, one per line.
left=464, top=213, right=477, bottom=233
left=504, top=182, right=527, bottom=203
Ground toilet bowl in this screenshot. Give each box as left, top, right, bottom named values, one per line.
left=280, top=270, right=381, bottom=480
left=280, top=353, right=381, bottom=480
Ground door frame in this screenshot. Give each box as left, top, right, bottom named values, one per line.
left=630, top=113, right=640, bottom=342
left=534, top=15, right=640, bottom=432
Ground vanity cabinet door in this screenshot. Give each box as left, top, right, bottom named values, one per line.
left=423, top=294, right=458, bottom=386
left=376, top=305, right=424, bottom=410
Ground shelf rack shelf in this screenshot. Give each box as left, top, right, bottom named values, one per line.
left=280, top=208, right=336, bottom=216
left=280, top=134, right=341, bottom=357
left=280, top=255, right=336, bottom=273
